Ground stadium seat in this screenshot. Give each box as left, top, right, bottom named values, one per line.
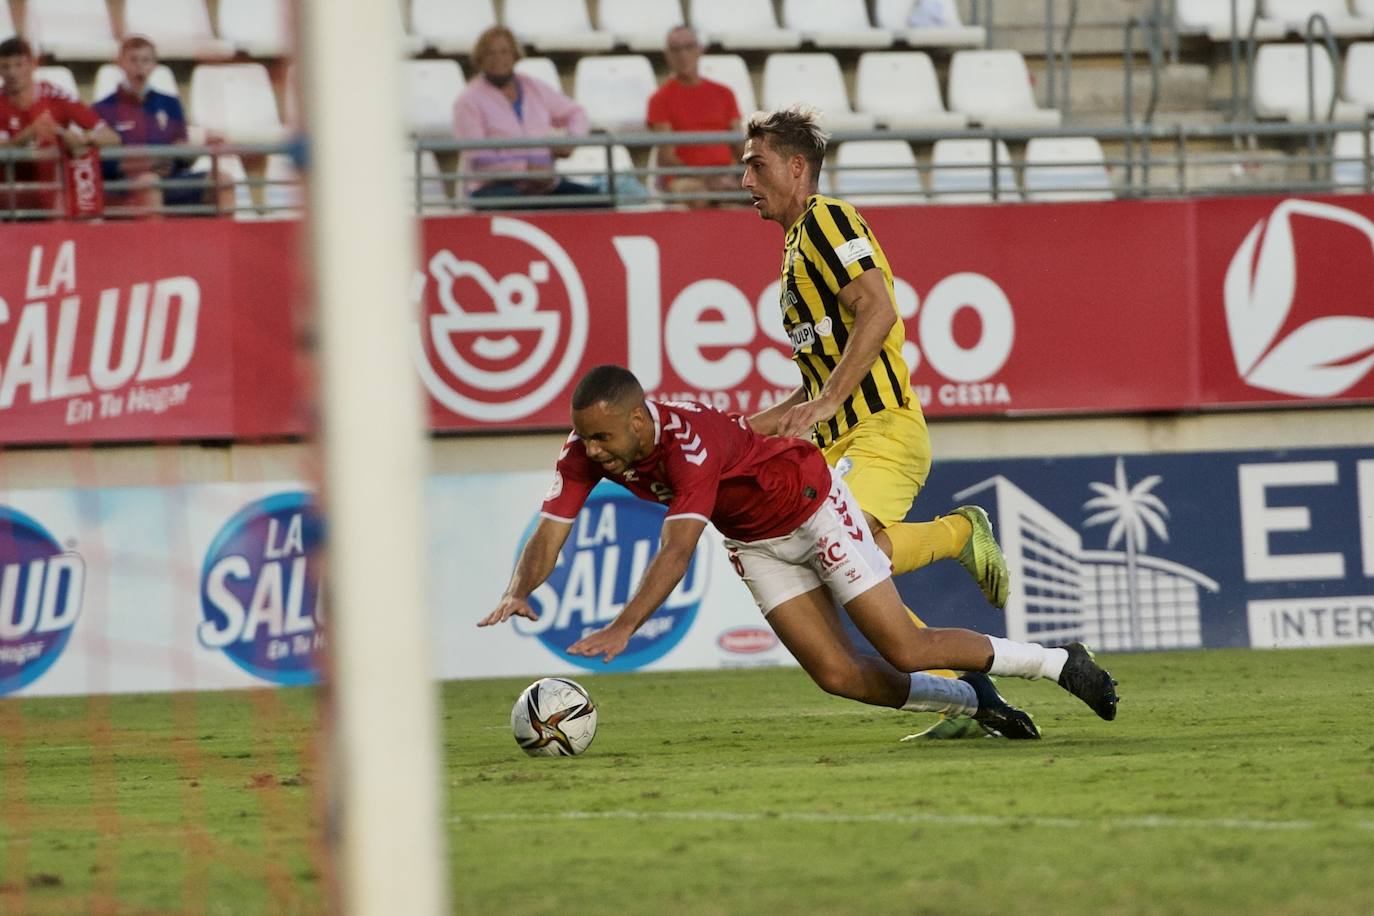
left=1331, top=131, right=1372, bottom=187
left=855, top=51, right=968, bottom=130
left=928, top=138, right=1021, bottom=203
left=556, top=143, right=647, bottom=201
left=188, top=64, right=288, bottom=143
left=598, top=0, right=685, bottom=53
left=514, top=57, right=562, bottom=92
left=948, top=50, right=1063, bottom=128
left=123, top=0, right=235, bottom=60
left=26, top=0, right=119, bottom=61
left=1023, top=137, right=1114, bottom=201
left=761, top=53, right=877, bottom=131
left=690, top=0, right=802, bottom=50
left=872, top=0, right=986, bottom=48
left=1344, top=42, right=1374, bottom=112
left=94, top=63, right=181, bottom=101
left=411, top=0, right=496, bottom=55
left=216, top=0, right=291, bottom=58
left=830, top=140, right=924, bottom=205
left=403, top=60, right=466, bottom=137
left=189, top=152, right=253, bottom=215
left=572, top=55, right=658, bottom=132
left=1261, top=0, right=1374, bottom=37
left=503, top=0, right=615, bottom=52
left=262, top=153, right=303, bottom=218
left=1252, top=43, right=1364, bottom=119
left=35, top=66, right=80, bottom=100
left=1358, top=0, right=1374, bottom=18
left=781, top=0, right=894, bottom=49
left=699, top=55, right=758, bottom=116
left=1174, top=0, right=1286, bottom=40
left=403, top=149, right=451, bottom=213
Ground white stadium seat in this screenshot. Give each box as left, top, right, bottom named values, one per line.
left=1252, top=44, right=1364, bottom=120
left=514, top=57, right=563, bottom=92
left=762, top=53, right=876, bottom=131
left=26, top=0, right=118, bottom=61
left=1331, top=131, right=1372, bottom=188
left=403, top=149, right=451, bottom=213
left=94, top=63, right=181, bottom=101
left=1358, top=0, right=1374, bottom=18
left=690, top=0, right=802, bottom=51
left=873, top=0, right=986, bottom=48
left=598, top=0, right=686, bottom=53
left=831, top=140, right=924, bottom=205
left=188, top=64, right=288, bottom=143
left=1174, top=0, right=1286, bottom=40
left=781, top=0, right=894, bottom=49
left=403, top=60, right=466, bottom=137
left=1261, top=0, right=1374, bottom=37
left=411, top=0, right=496, bottom=55
left=928, top=138, right=1021, bottom=203
left=0, top=2, right=14, bottom=42
left=948, top=50, right=1063, bottom=128
left=124, top=0, right=235, bottom=60
left=1023, top=137, right=1114, bottom=201
left=572, top=55, right=659, bottom=132
left=503, top=0, right=615, bottom=53
left=216, top=0, right=291, bottom=58
left=1344, top=43, right=1374, bottom=112
left=699, top=55, right=757, bottom=117
left=556, top=143, right=645, bottom=200
left=855, top=51, right=968, bottom=130
left=262, top=153, right=303, bottom=217
left=189, top=152, right=253, bottom=216
left=35, top=67, right=79, bottom=100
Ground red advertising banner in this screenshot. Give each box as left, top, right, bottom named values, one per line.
left=2, top=194, right=1371, bottom=445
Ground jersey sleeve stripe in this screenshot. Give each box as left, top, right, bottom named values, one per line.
left=539, top=511, right=578, bottom=523
left=664, top=512, right=711, bottom=524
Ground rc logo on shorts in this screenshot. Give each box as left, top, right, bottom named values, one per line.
left=513, top=481, right=708, bottom=672
left=0, top=507, right=84, bottom=696
left=1225, top=199, right=1374, bottom=398
left=413, top=217, right=589, bottom=422
left=198, top=492, right=324, bottom=685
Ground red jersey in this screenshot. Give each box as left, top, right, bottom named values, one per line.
left=645, top=77, right=739, bottom=167
left=0, top=82, right=105, bottom=206
left=542, top=400, right=831, bottom=542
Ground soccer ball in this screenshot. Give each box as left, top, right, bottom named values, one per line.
left=511, top=677, right=598, bottom=757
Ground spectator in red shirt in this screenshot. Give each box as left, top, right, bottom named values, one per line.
left=647, top=26, right=743, bottom=208
left=0, top=36, right=120, bottom=219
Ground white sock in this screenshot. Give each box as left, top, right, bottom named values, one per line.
left=901, top=673, right=978, bottom=717
left=986, top=636, right=1068, bottom=682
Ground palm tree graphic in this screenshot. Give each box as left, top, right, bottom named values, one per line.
left=1083, top=458, right=1170, bottom=647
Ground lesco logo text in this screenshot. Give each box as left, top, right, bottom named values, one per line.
left=0, top=506, right=84, bottom=695
left=413, top=217, right=589, bottom=422
left=514, top=481, right=708, bottom=672
left=198, top=492, right=324, bottom=685
left=1225, top=199, right=1374, bottom=398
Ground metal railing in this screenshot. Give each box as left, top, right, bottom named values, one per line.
left=3, top=120, right=1372, bottom=221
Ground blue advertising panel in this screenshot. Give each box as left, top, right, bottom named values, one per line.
left=890, top=445, right=1374, bottom=651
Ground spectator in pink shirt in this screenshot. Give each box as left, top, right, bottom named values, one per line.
left=452, top=26, right=600, bottom=208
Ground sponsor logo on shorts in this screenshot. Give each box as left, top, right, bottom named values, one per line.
left=0, top=506, right=84, bottom=696
left=816, top=534, right=849, bottom=572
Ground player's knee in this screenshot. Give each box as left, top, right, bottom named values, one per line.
left=810, top=659, right=863, bottom=700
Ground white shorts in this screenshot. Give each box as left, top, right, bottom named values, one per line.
left=722, top=468, right=893, bottom=616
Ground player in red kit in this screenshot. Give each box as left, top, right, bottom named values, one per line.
left=1, top=37, right=120, bottom=217
left=479, top=366, right=1120, bottom=737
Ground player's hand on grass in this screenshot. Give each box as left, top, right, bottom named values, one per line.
left=477, top=595, right=539, bottom=627
left=776, top=398, right=836, bottom=440
left=567, top=624, right=631, bottom=664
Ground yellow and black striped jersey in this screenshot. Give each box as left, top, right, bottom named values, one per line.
left=778, top=194, right=914, bottom=448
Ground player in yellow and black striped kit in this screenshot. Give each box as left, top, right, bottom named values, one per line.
left=742, top=106, right=1013, bottom=740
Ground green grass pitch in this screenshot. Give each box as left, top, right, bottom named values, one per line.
left=3, top=646, right=1373, bottom=914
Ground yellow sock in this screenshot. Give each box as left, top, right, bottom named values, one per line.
left=886, top=516, right=972, bottom=575
left=904, top=604, right=956, bottom=680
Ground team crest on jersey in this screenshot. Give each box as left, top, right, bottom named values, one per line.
left=545, top=472, right=564, bottom=501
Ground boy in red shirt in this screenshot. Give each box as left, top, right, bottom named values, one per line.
left=1, top=36, right=120, bottom=218
left=646, top=26, right=742, bottom=207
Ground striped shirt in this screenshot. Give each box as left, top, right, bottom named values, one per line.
left=778, top=194, right=914, bottom=448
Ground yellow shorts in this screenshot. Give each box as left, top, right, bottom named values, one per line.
left=821, top=403, right=931, bottom=529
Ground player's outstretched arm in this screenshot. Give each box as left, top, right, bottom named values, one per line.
left=477, top=516, right=573, bottom=627
left=568, top=517, right=706, bottom=662
left=747, top=386, right=806, bottom=437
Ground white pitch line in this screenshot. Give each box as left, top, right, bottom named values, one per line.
left=453, top=809, right=1374, bottom=833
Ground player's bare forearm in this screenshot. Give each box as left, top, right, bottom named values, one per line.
left=748, top=386, right=806, bottom=436
left=820, top=269, right=897, bottom=409
left=477, top=517, right=571, bottom=627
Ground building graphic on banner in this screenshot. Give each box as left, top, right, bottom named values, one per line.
left=955, top=459, right=1219, bottom=652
